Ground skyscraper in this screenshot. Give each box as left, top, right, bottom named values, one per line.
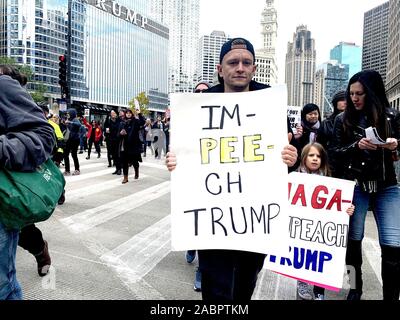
left=386, top=0, right=400, bottom=110
left=254, top=0, right=278, bottom=85
left=362, top=1, right=389, bottom=83
left=196, top=31, right=230, bottom=86
left=150, top=0, right=200, bottom=93
left=0, top=0, right=170, bottom=114
left=330, top=42, right=362, bottom=79
left=314, top=61, right=349, bottom=118
left=285, top=25, right=316, bottom=107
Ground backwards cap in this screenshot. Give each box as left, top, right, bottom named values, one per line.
left=219, top=38, right=255, bottom=63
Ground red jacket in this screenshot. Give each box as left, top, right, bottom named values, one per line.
left=83, top=118, right=102, bottom=142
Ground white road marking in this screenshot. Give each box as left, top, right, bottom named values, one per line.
left=65, top=173, right=148, bottom=201
left=364, top=236, right=382, bottom=285
left=64, top=168, right=115, bottom=182
left=100, top=215, right=171, bottom=283
left=60, top=181, right=170, bottom=233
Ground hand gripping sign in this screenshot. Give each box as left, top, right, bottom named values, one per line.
left=169, top=86, right=290, bottom=255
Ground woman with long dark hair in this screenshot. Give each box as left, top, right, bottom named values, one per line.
left=333, top=70, right=400, bottom=300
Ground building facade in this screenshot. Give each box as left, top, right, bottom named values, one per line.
left=330, top=42, right=362, bottom=79
left=285, top=25, right=316, bottom=107
left=150, top=0, right=200, bottom=93
left=362, top=1, right=389, bottom=83
left=254, top=0, right=278, bottom=85
left=386, top=0, right=400, bottom=110
left=0, top=0, right=169, bottom=114
left=196, top=30, right=229, bottom=86
left=314, top=61, right=349, bottom=118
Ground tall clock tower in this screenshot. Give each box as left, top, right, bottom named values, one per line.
left=255, top=0, right=278, bottom=85
left=261, top=0, right=278, bottom=55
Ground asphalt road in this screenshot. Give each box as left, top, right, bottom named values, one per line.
left=16, top=149, right=384, bottom=301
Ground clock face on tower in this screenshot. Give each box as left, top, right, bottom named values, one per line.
left=265, top=24, right=272, bottom=31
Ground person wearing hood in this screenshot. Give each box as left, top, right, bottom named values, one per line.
left=317, top=90, right=347, bottom=176
left=295, top=103, right=322, bottom=151
left=63, top=108, right=81, bottom=176
left=0, top=67, right=55, bottom=300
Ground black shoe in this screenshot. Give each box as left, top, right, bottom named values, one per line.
left=78, top=151, right=83, bottom=154
left=194, top=268, right=201, bottom=292
left=86, top=156, right=90, bottom=160
left=116, top=170, right=121, bottom=175
left=108, top=164, right=112, bottom=168
left=97, top=153, right=101, bottom=158
left=347, top=289, right=362, bottom=300
left=58, top=190, right=66, bottom=205
left=35, top=240, right=51, bottom=277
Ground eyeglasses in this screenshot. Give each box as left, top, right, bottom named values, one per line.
left=195, top=89, right=207, bottom=93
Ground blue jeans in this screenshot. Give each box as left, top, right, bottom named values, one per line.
left=349, top=185, right=400, bottom=247
left=0, top=223, right=22, bottom=300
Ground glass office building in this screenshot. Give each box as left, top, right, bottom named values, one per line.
left=330, top=42, right=362, bottom=80
left=0, top=0, right=169, bottom=112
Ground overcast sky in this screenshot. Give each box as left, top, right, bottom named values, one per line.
left=199, top=0, right=386, bottom=83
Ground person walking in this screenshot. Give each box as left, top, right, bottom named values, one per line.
left=104, top=110, right=122, bottom=174
left=63, top=108, right=81, bottom=176
left=165, top=38, right=298, bottom=301
left=83, top=118, right=102, bottom=160
left=332, top=70, right=400, bottom=300
left=0, top=67, right=55, bottom=299
left=118, top=109, right=145, bottom=184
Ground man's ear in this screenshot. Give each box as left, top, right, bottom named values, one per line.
left=217, top=64, right=222, bottom=77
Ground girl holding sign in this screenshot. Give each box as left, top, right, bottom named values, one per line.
left=296, top=143, right=354, bottom=300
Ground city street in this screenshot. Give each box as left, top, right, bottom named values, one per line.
left=17, top=149, right=384, bottom=300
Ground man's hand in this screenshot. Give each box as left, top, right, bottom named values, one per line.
left=281, top=133, right=298, bottom=167
left=166, top=152, right=177, bottom=172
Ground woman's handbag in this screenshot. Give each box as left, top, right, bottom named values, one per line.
left=0, top=158, right=66, bottom=230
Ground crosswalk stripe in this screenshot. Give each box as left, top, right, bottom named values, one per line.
left=65, top=173, right=148, bottom=201
left=364, top=236, right=382, bottom=285
left=141, top=162, right=168, bottom=171
left=100, top=215, right=171, bottom=283
left=60, top=181, right=171, bottom=233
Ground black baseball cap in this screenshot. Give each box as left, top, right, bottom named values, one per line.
left=219, top=38, right=255, bottom=63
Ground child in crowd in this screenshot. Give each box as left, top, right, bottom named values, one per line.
left=296, top=142, right=355, bottom=300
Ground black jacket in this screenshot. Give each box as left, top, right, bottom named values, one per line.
left=332, top=108, right=400, bottom=188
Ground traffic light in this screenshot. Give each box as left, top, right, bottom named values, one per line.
left=58, top=55, right=68, bottom=99
left=58, top=55, right=67, bottom=87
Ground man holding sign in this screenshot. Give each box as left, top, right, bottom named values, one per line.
left=166, top=38, right=298, bottom=301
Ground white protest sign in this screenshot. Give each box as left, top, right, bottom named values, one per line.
left=170, top=86, right=290, bottom=255
left=264, top=172, right=355, bottom=290
left=287, top=106, right=301, bottom=134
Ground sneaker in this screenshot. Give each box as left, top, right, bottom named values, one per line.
left=315, top=293, right=325, bottom=300
left=194, top=268, right=202, bottom=292
left=35, top=240, right=51, bottom=277
left=72, top=170, right=80, bottom=175
left=185, top=250, right=196, bottom=264
left=63, top=171, right=71, bottom=176
left=297, top=281, right=313, bottom=300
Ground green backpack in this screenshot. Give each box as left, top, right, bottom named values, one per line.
left=0, top=158, right=65, bottom=230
